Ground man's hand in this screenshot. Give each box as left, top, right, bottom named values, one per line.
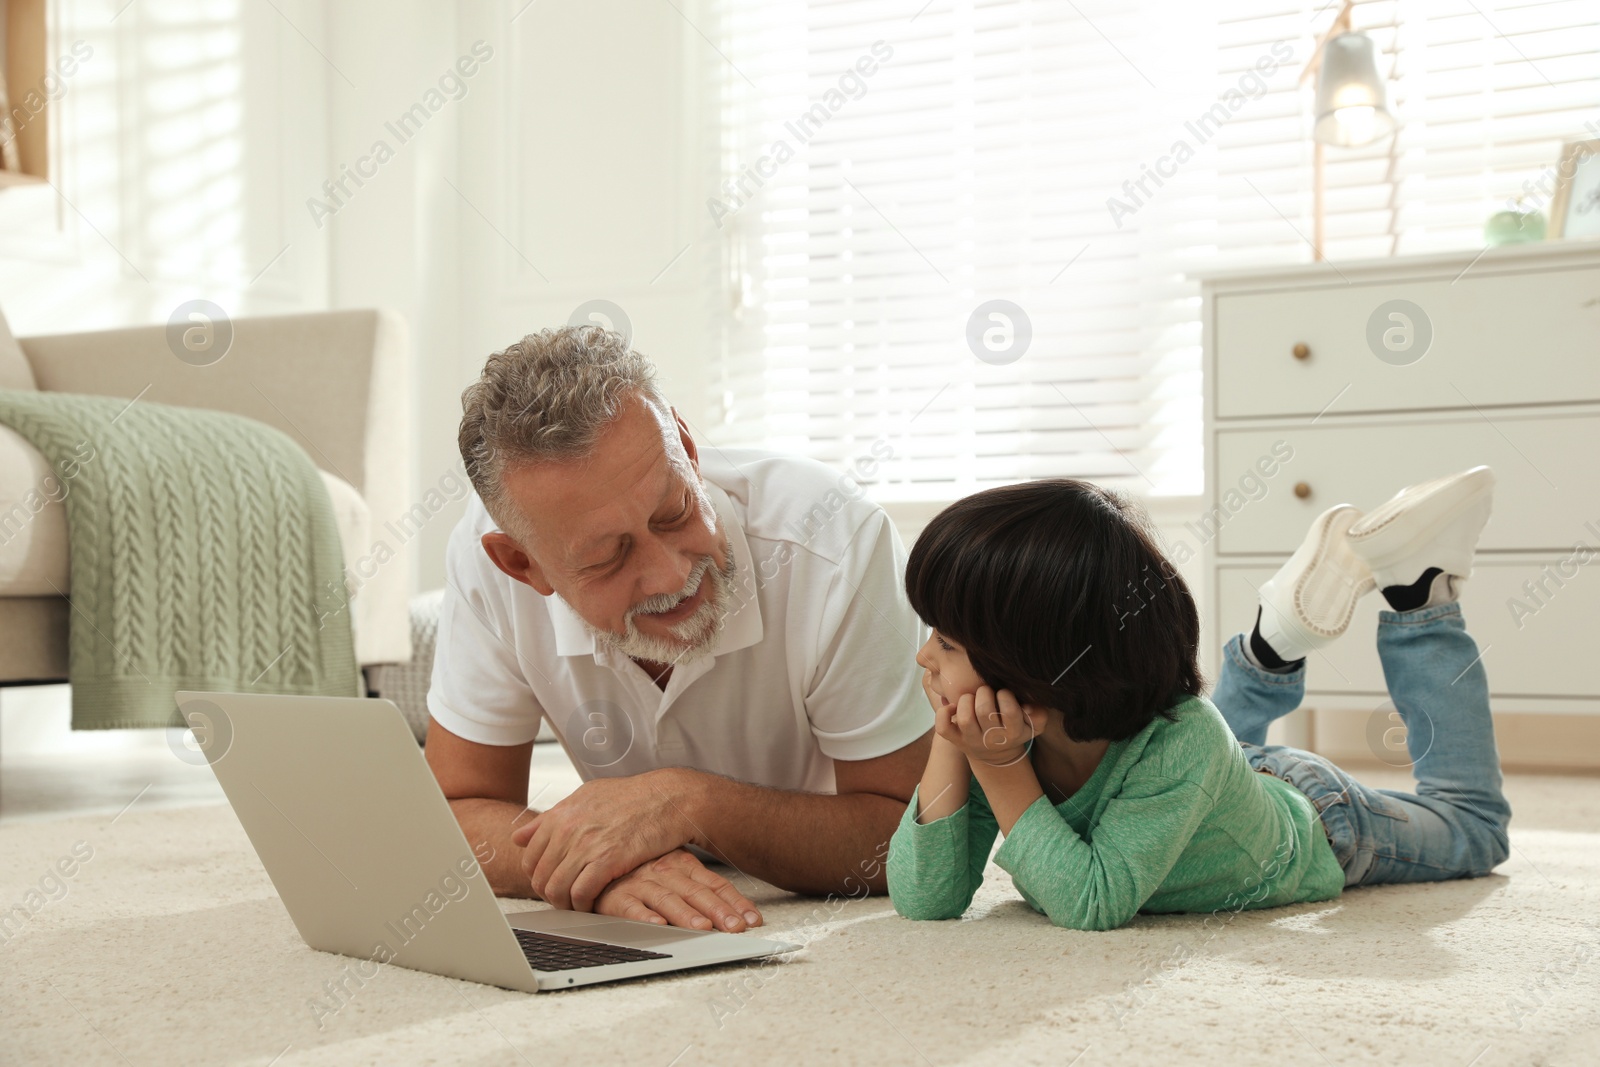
left=595, top=849, right=763, bottom=932
left=934, top=685, right=1046, bottom=769
left=511, top=769, right=696, bottom=912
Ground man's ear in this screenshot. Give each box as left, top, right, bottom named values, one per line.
left=480, top=532, right=554, bottom=596
left=670, top=406, right=699, bottom=470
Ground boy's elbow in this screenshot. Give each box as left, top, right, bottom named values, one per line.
left=895, top=903, right=967, bottom=921
left=1049, top=910, right=1127, bottom=932
left=1040, top=895, right=1139, bottom=932
left=885, top=860, right=976, bottom=921
left=888, top=884, right=972, bottom=921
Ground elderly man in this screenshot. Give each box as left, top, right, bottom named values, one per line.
left=425, top=326, right=932, bottom=934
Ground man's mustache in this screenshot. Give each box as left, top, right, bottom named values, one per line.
left=629, top=556, right=714, bottom=618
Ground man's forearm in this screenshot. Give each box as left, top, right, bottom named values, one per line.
left=662, top=769, right=905, bottom=896
left=448, top=796, right=536, bottom=897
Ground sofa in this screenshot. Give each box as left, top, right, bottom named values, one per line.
left=0, top=307, right=414, bottom=689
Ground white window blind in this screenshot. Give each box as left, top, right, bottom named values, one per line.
left=701, top=0, right=1600, bottom=501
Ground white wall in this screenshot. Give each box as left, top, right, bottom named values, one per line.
left=319, top=0, right=712, bottom=591
left=321, top=0, right=463, bottom=597
left=434, top=0, right=710, bottom=588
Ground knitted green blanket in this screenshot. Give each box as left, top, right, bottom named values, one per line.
left=0, top=391, right=359, bottom=729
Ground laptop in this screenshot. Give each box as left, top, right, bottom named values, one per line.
left=176, top=690, right=798, bottom=992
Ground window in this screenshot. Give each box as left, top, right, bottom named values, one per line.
left=701, top=0, right=1600, bottom=501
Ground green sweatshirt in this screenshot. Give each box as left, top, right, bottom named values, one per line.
left=886, top=695, right=1346, bottom=931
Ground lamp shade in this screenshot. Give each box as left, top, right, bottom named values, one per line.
left=1312, top=31, right=1396, bottom=147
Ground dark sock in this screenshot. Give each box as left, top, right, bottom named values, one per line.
left=1249, top=608, right=1305, bottom=672
left=1382, top=567, right=1444, bottom=612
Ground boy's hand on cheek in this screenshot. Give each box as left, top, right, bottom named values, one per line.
left=935, top=686, right=1045, bottom=768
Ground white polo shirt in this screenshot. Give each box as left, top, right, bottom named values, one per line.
left=426, top=446, right=932, bottom=793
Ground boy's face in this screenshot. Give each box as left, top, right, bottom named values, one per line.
left=914, top=630, right=987, bottom=709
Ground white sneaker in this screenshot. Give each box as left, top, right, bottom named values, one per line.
left=1257, top=504, right=1376, bottom=661
left=1347, top=466, right=1495, bottom=598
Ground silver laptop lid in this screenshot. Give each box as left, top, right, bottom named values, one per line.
left=176, top=691, right=540, bottom=994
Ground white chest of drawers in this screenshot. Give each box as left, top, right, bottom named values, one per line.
left=1198, top=241, right=1600, bottom=770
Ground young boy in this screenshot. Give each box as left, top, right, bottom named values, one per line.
left=887, top=467, right=1510, bottom=930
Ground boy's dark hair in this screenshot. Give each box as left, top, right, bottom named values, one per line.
left=904, top=479, right=1204, bottom=742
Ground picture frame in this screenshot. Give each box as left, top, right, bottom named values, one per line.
left=1548, top=138, right=1600, bottom=239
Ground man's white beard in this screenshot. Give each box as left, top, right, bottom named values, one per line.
left=573, top=540, right=737, bottom=667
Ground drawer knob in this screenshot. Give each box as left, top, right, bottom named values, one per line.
left=1292, top=343, right=1311, bottom=361
left=1294, top=482, right=1312, bottom=500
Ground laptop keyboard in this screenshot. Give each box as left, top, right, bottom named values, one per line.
left=512, top=927, right=672, bottom=972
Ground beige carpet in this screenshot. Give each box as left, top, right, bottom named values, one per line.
left=4, top=772, right=1599, bottom=1066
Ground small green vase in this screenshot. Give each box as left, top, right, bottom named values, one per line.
left=1484, top=207, right=1547, bottom=245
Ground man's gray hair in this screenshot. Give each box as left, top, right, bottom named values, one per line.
left=459, top=325, right=671, bottom=544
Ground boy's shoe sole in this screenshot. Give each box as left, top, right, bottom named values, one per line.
left=1258, top=503, right=1376, bottom=657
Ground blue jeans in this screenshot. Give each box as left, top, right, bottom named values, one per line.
left=1211, top=602, right=1512, bottom=887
